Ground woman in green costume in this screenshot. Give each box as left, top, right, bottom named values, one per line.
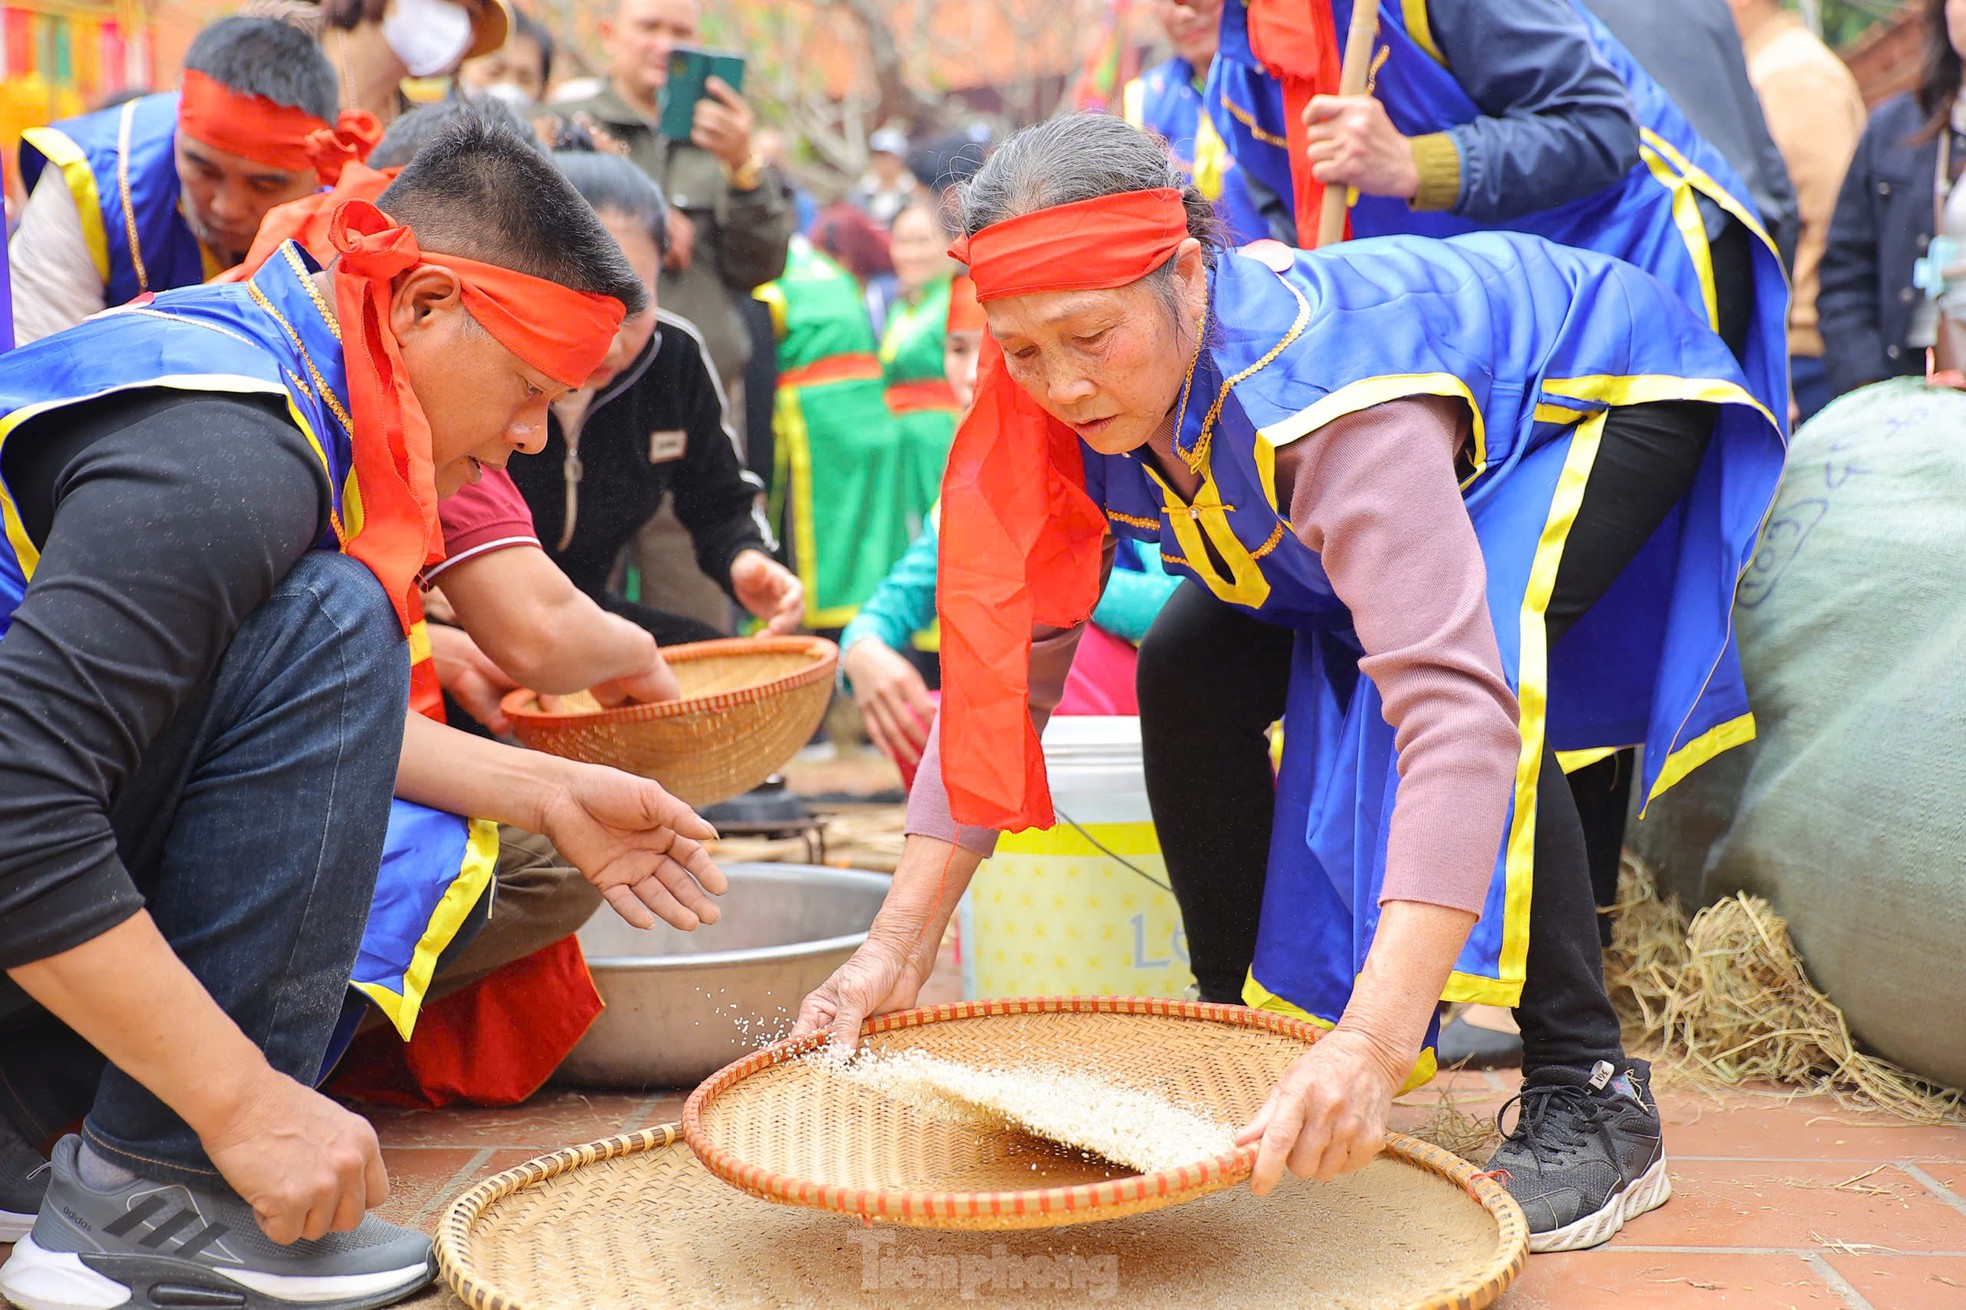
left=758, top=238, right=915, bottom=628
left=880, top=202, right=962, bottom=523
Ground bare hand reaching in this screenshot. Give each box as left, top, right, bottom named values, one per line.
left=540, top=762, right=727, bottom=930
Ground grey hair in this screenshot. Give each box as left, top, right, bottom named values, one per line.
left=955, top=112, right=1221, bottom=323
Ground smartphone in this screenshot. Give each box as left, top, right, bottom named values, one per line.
left=658, top=45, right=747, bottom=142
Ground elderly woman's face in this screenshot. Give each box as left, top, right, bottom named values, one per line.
left=986, top=279, right=1192, bottom=457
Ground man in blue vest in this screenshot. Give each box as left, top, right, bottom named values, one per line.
left=1121, top=0, right=1274, bottom=244
left=0, top=108, right=718, bottom=1310
left=8, top=16, right=375, bottom=345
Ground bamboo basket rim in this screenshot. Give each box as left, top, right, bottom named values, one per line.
left=434, top=1116, right=1529, bottom=1310
left=679, top=996, right=1525, bottom=1249
left=498, top=636, right=838, bottom=726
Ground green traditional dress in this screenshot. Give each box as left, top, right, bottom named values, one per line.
left=879, top=271, right=959, bottom=524
left=758, top=238, right=914, bottom=628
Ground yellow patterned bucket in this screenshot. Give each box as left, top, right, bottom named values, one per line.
left=959, top=717, right=1196, bottom=999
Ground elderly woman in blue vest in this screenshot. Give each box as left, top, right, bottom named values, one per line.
left=1147, top=0, right=1790, bottom=1071
left=1121, top=0, right=1273, bottom=245
left=797, top=115, right=1785, bottom=1252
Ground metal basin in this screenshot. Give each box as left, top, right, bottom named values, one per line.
left=556, top=862, right=891, bottom=1089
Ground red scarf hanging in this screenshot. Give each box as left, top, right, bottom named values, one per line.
left=1245, top=0, right=1344, bottom=248
left=937, top=189, right=1189, bottom=830
left=325, top=200, right=626, bottom=633
left=178, top=69, right=382, bottom=186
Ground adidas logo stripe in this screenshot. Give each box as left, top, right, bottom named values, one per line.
left=102, top=1194, right=232, bottom=1258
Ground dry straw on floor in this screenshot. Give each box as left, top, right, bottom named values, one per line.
left=436, top=1123, right=1526, bottom=1310
left=1605, top=858, right=1963, bottom=1124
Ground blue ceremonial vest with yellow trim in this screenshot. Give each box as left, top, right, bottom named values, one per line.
left=1084, top=237, right=1783, bottom=1044
left=1122, top=58, right=1268, bottom=246
left=0, top=247, right=493, bottom=1054
left=1206, top=0, right=1789, bottom=436
left=19, top=92, right=213, bottom=309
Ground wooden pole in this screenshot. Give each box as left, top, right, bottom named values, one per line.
left=1314, top=2, right=1381, bottom=248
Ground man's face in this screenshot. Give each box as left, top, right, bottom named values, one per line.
left=603, top=0, right=700, bottom=102
left=174, top=135, right=317, bottom=263
left=1154, top=0, right=1221, bottom=68
left=585, top=208, right=661, bottom=391
left=389, top=270, right=575, bottom=496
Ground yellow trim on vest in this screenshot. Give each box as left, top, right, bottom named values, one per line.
left=1257, top=371, right=1488, bottom=487
left=1641, top=127, right=1786, bottom=290
left=1144, top=463, right=1273, bottom=609
left=21, top=126, right=111, bottom=285
left=771, top=383, right=858, bottom=629
left=1495, top=408, right=1607, bottom=1002
left=352, top=816, right=500, bottom=1041
left=1242, top=972, right=1440, bottom=1093
left=1121, top=76, right=1147, bottom=129
left=1647, top=711, right=1755, bottom=805
left=1638, top=139, right=1717, bottom=328
left=1402, top=0, right=1446, bottom=67
left=407, top=619, right=432, bottom=665
left=1191, top=108, right=1235, bottom=204
left=1252, top=430, right=1282, bottom=515
left=0, top=374, right=290, bottom=582
left=1555, top=746, right=1619, bottom=774
left=755, top=281, right=789, bottom=341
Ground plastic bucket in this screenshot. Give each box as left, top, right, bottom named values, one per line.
left=960, top=716, right=1196, bottom=999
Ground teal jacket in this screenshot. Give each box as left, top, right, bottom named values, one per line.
left=839, top=526, right=1177, bottom=687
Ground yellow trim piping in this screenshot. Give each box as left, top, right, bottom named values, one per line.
left=1496, top=408, right=1608, bottom=996
left=1257, top=372, right=1488, bottom=487
left=1555, top=747, right=1619, bottom=774
left=21, top=126, right=110, bottom=285
left=1243, top=972, right=1440, bottom=1092
left=1121, top=75, right=1147, bottom=129
left=353, top=817, right=500, bottom=1040
left=1646, top=712, right=1755, bottom=805
left=407, top=619, right=432, bottom=666
left=755, top=281, right=789, bottom=340
left=1637, top=137, right=1716, bottom=328
left=1218, top=90, right=1289, bottom=149
left=113, top=98, right=149, bottom=295
left=1401, top=0, right=1446, bottom=67
left=769, top=383, right=858, bottom=628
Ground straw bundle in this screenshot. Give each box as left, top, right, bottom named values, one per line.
left=1605, top=859, right=1964, bottom=1124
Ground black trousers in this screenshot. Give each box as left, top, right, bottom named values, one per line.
left=1138, top=398, right=1717, bottom=1076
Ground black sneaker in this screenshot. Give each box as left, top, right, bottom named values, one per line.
left=0, top=1120, right=49, bottom=1244
left=0, top=1135, right=434, bottom=1309
left=1486, top=1059, right=1671, bottom=1252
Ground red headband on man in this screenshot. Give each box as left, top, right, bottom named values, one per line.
left=324, top=200, right=628, bottom=632
left=178, top=69, right=383, bottom=186
left=936, top=188, right=1191, bottom=830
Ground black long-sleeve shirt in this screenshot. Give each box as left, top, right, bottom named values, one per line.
left=0, top=390, right=326, bottom=969
left=507, top=309, right=774, bottom=604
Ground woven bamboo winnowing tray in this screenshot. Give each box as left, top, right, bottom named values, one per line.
left=436, top=1121, right=1527, bottom=1310
left=682, top=996, right=1525, bottom=1239
left=500, top=636, right=836, bottom=807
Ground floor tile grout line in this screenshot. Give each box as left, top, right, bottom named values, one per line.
left=619, top=1092, right=679, bottom=1133
left=410, top=1146, right=497, bottom=1225
left=1805, top=1253, right=1880, bottom=1310
left=1609, top=1245, right=1966, bottom=1257
left=1900, top=1162, right=1966, bottom=1219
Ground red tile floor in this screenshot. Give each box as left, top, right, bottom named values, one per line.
left=5, top=750, right=1961, bottom=1307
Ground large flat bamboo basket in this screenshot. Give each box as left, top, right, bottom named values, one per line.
left=501, top=636, right=837, bottom=807
left=435, top=1121, right=1526, bottom=1310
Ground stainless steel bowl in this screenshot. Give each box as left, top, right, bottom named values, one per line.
left=555, top=862, right=891, bottom=1088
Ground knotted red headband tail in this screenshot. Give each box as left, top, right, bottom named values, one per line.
left=936, top=187, right=1188, bottom=830
left=178, top=69, right=382, bottom=186
left=325, top=200, right=627, bottom=632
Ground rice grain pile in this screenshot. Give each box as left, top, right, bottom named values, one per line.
left=815, top=1048, right=1237, bottom=1174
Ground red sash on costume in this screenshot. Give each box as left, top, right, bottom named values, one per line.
left=1245, top=0, right=1345, bottom=248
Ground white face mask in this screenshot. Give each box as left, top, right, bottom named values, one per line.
left=382, top=0, right=475, bottom=78
left=476, top=81, right=535, bottom=112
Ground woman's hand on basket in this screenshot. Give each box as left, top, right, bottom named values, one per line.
left=1236, top=1026, right=1406, bottom=1192
left=792, top=939, right=925, bottom=1049
left=843, top=637, right=935, bottom=767
left=731, top=549, right=805, bottom=634
left=541, top=763, right=728, bottom=931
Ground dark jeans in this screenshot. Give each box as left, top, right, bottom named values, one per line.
left=1791, top=353, right=1832, bottom=426
left=1138, top=401, right=1716, bottom=1077
left=0, top=552, right=407, bottom=1183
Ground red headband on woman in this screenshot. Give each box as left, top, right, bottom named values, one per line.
left=325, top=200, right=627, bottom=632
left=936, top=188, right=1189, bottom=830
left=178, top=69, right=383, bottom=186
